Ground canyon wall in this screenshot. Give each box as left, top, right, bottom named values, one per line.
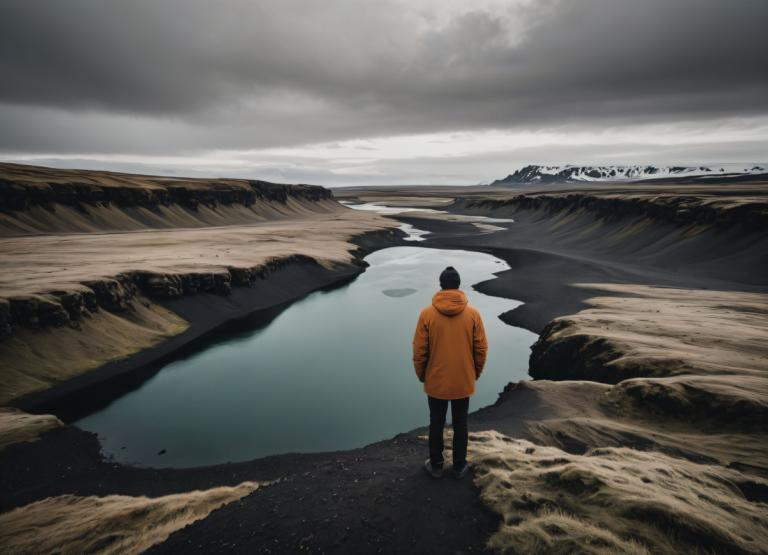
left=0, top=162, right=336, bottom=235
left=452, top=186, right=768, bottom=231
left=0, top=163, right=401, bottom=404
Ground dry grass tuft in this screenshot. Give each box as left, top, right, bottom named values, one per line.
left=468, top=430, right=768, bottom=555
left=0, top=407, right=62, bottom=450
left=0, top=482, right=261, bottom=554
left=487, top=508, right=650, bottom=555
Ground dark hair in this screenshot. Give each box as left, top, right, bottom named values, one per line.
left=439, top=266, right=461, bottom=289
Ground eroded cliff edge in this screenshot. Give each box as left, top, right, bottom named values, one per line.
left=0, top=163, right=403, bottom=407
left=0, top=161, right=336, bottom=234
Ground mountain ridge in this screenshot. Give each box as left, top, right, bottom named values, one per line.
left=491, top=164, right=767, bottom=186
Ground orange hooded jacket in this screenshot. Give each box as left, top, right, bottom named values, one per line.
left=412, top=289, right=488, bottom=400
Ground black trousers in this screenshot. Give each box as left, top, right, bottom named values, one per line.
left=428, top=396, right=469, bottom=469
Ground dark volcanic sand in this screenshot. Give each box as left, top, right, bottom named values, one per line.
left=0, top=425, right=499, bottom=554
left=395, top=210, right=766, bottom=333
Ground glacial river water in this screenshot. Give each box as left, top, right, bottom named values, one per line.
left=75, top=216, right=536, bottom=468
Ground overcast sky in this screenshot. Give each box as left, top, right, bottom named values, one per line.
left=1, top=0, right=766, bottom=185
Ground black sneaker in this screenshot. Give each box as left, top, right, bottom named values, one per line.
left=424, top=459, right=443, bottom=479
left=452, top=462, right=470, bottom=479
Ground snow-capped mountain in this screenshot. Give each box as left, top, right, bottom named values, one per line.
left=491, top=164, right=767, bottom=186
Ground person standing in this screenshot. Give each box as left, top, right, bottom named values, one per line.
left=412, top=266, right=488, bottom=479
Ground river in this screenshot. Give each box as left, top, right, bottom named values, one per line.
left=74, top=213, right=536, bottom=468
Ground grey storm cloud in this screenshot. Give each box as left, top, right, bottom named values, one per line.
left=1, top=0, right=767, bottom=155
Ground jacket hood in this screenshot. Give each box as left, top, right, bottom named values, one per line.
left=432, top=289, right=468, bottom=316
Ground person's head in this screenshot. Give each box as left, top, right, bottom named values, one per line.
left=439, top=266, right=461, bottom=290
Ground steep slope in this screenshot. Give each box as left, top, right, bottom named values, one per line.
left=0, top=162, right=337, bottom=235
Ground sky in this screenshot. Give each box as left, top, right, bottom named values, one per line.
left=1, top=0, right=766, bottom=186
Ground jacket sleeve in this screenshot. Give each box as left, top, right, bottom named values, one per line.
left=412, top=310, right=430, bottom=382
left=473, top=312, right=488, bottom=378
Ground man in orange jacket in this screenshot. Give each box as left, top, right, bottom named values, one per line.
left=413, top=266, right=488, bottom=479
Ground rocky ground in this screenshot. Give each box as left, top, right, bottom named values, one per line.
left=1, top=167, right=767, bottom=554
